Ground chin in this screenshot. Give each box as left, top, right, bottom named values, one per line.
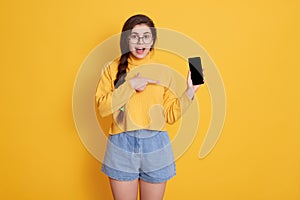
left=132, top=53, right=146, bottom=59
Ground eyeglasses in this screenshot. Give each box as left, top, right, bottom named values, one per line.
left=128, top=33, right=153, bottom=44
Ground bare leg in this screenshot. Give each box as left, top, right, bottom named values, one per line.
left=109, top=178, right=139, bottom=200
left=139, top=179, right=167, bottom=200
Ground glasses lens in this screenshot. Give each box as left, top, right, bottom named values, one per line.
left=129, top=34, right=138, bottom=43
left=143, top=34, right=152, bottom=44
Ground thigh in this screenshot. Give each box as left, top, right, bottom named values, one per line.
left=139, top=179, right=166, bottom=200
left=109, top=178, right=138, bottom=200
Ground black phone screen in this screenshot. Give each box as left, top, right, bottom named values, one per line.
left=188, top=57, right=204, bottom=85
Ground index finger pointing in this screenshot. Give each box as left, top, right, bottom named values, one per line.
left=146, top=78, right=159, bottom=84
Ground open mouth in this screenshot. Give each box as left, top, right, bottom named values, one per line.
left=135, top=48, right=146, bottom=54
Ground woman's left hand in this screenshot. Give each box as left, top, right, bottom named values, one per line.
left=185, top=70, right=201, bottom=100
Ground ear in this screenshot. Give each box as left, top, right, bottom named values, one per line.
left=150, top=40, right=154, bottom=49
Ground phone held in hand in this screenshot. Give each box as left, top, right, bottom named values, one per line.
left=188, top=57, right=204, bottom=85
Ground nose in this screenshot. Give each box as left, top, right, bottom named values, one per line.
left=137, top=37, right=144, bottom=44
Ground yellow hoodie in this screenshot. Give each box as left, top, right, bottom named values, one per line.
left=95, top=53, right=193, bottom=134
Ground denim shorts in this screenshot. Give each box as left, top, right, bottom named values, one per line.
left=101, top=129, right=176, bottom=183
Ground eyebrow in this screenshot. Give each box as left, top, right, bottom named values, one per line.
left=131, top=31, right=151, bottom=35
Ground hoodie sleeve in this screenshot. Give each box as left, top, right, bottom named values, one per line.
left=95, top=63, right=135, bottom=117
left=163, top=74, right=193, bottom=124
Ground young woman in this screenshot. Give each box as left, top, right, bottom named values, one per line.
left=96, top=14, right=200, bottom=200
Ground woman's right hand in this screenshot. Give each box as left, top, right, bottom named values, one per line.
left=129, top=73, right=159, bottom=92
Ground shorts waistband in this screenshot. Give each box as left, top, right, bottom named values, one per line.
left=124, top=129, right=166, bottom=138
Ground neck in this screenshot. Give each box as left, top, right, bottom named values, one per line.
left=128, top=52, right=152, bottom=66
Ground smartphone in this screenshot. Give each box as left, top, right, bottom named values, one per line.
left=188, top=57, right=204, bottom=85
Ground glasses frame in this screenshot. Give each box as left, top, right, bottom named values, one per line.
left=128, top=33, right=153, bottom=44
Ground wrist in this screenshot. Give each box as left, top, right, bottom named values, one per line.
left=185, top=87, right=194, bottom=100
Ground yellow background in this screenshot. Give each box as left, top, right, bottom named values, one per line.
left=1, top=0, right=299, bottom=199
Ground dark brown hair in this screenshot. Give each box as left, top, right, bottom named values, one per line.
left=114, top=14, right=157, bottom=88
